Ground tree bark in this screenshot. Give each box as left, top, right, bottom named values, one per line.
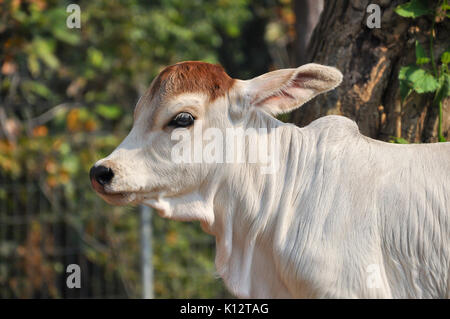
left=291, top=0, right=450, bottom=143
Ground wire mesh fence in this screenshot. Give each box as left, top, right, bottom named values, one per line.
left=0, top=175, right=230, bottom=299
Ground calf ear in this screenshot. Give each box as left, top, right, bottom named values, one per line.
left=244, top=63, right=342, bottom=115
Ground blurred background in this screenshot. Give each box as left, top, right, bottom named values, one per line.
left=0, top=0, right=448, bottom=298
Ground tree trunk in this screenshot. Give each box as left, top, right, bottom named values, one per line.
left=291, top=0, right=450, bottom=143
left=293, top=0, right=324, bottom=65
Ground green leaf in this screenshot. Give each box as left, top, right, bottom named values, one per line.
left=32, top=38, right=60, bottom=69
left=399, top=66, right=415, bottom=101
left=410, top=71, right=440, bottom=94
left=88, top=48, right=104, bottom=68
left=399, top=79, right=413, bottom=101
left=62, top=155, right=80, bottom=174
left=52, top=27, right=80, bottom=46
left=441, top=51, right=450, bottom=64
left=398, top=65, right=412, bottom=80
left=95, top=104, right=122, bottom=120
left=395, top=0, right=431, bottom=18
left=435, top=73, right=450, bottom=103
left=416, top=57, right=431, bottom=66
left=399, top=65, right=439, bottom=94
left=21, top=80, right=54, bottom=99
left=415, top=40, right=430, bottom=65
left=27, top=54, right=40, bottom=77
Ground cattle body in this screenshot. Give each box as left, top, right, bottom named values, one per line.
left=90, top=61, right=450, bottom=298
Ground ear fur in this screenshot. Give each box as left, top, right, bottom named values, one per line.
left=244, top=63, right=343, bottom=115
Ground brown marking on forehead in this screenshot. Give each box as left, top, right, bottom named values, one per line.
left=149, top=61, right=235, bottom=102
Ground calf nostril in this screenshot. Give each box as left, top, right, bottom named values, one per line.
left=90, top=165, right=114, bottom=186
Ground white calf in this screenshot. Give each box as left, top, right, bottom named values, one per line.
left=90, top=61, right=450, bottom=298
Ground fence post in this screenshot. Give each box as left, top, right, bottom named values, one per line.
left=140, top=204, right=154, bottom=299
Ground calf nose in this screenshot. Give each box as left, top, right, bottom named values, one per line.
left=90, top=165, right=114, bottom=186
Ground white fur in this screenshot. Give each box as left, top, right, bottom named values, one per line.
left=94, top=64, right=450, bottom=298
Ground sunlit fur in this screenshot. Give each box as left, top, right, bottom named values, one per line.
left=210, top=111, right=450, bottom=298
left=93, top=63, right=450, bottom=298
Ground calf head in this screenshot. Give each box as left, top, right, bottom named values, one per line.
left=90, top=61, right=342, bottom=222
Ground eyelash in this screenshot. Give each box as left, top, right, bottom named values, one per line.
left=168, top=112, right=195, bottom=128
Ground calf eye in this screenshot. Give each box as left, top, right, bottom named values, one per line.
left=169, top=112, right=195, bottom=128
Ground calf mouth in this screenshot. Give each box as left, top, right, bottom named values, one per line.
left=97, top=191, right=134, bottom=206
left=91, top=177, right=164, bottom=207
left=90, top=177, right=137, bottom=206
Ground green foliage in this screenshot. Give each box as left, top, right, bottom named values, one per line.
left=415, top=40, right=431, bottom=65
left=396, top=0, right=450, bottom=142
left=394, top=0, right=431, bottom=18
left=435, top=72, right=450, bottom=102
left=399, top=65, right=439, bottom=96
left=95, top=104, right=122, bottom=120
left=441, top=50, right=450, bottom=64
